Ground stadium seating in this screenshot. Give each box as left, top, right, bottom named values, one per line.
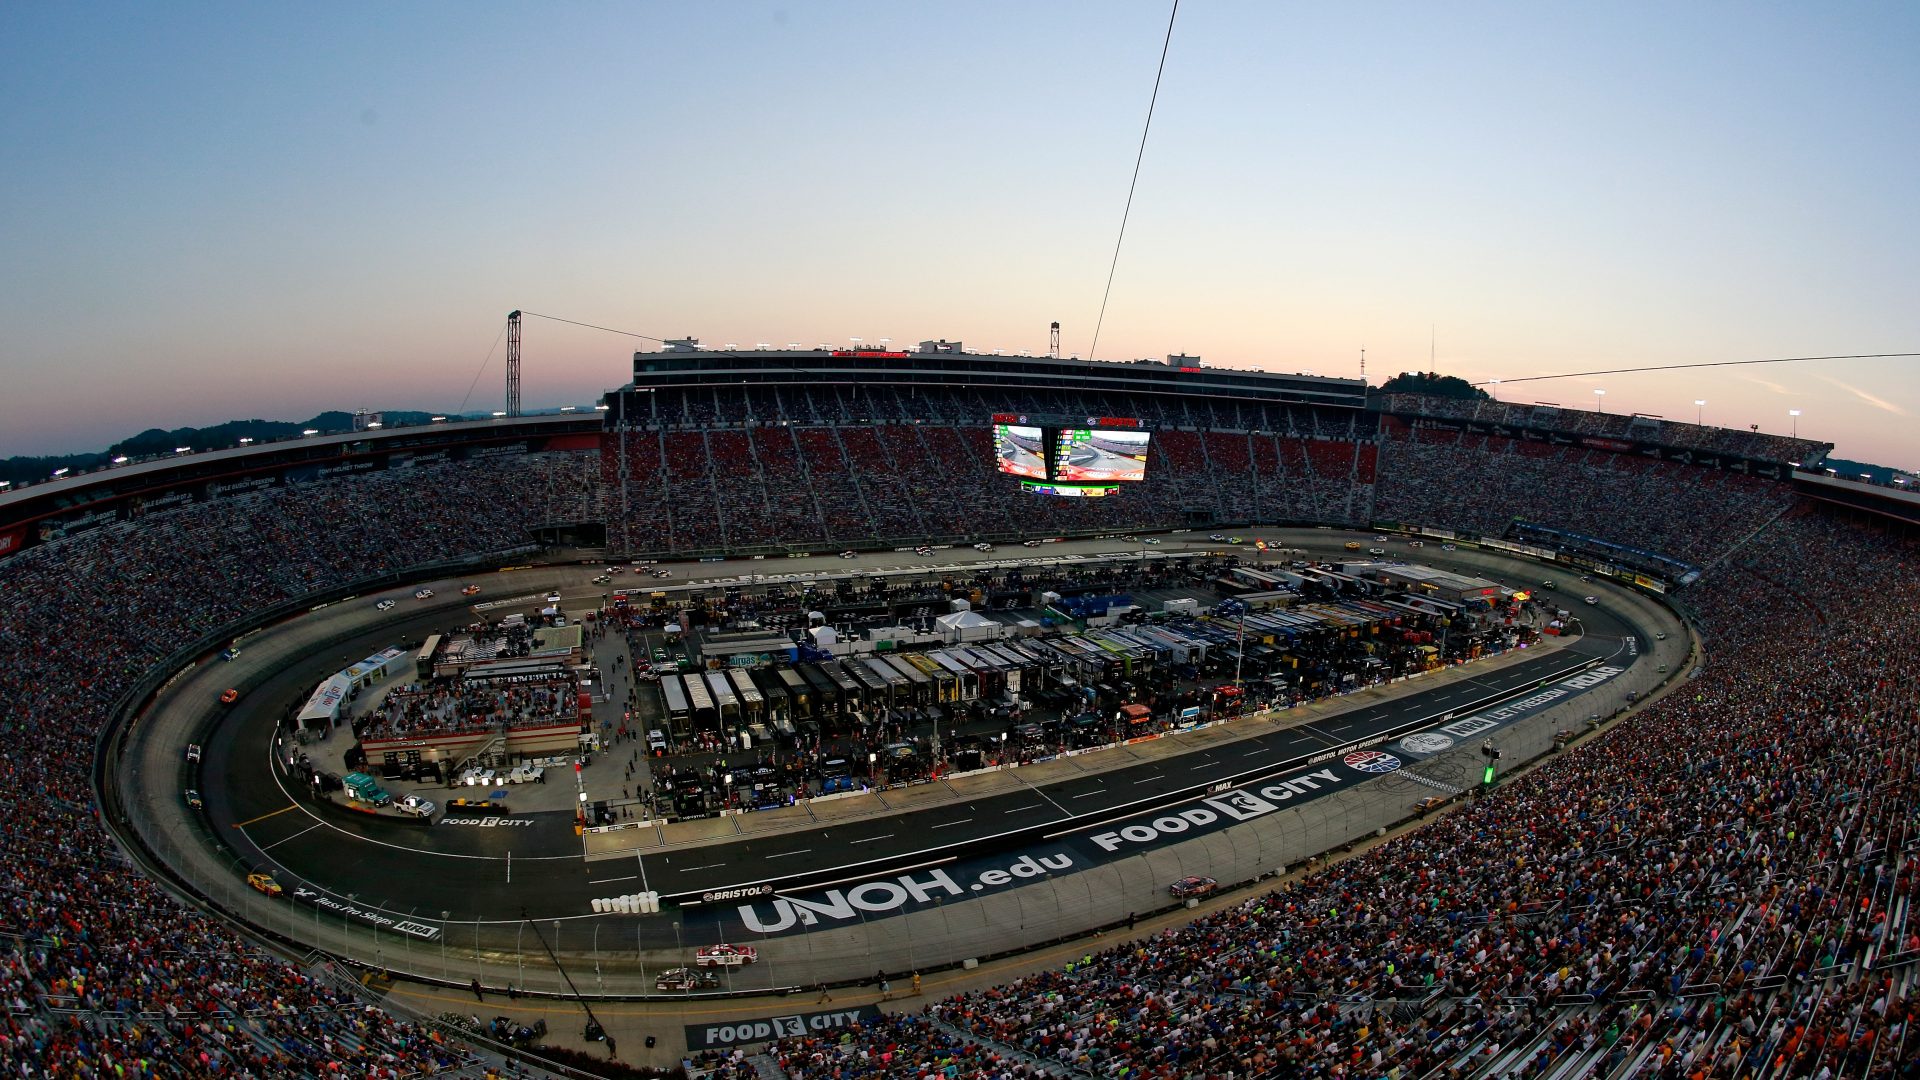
left=0, top=453, right=595, bottom=1077
left=771, top=511, right=1920, bottom=1077
left=6, top=387, right=1910, bottom=1077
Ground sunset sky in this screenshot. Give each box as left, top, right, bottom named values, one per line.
left=3, top=2, right=1916, bottom=466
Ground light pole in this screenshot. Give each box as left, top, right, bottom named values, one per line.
left=1593, top=389, right=1606, bottom=413
left=1695, top=399, right=1706, bottom=426
left=1789, top=409, right=1801, bottom=437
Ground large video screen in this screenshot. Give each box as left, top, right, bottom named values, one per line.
left=993, top=423, right=1047, bottom=479
left=1052, top=428, right=1151, bottom=483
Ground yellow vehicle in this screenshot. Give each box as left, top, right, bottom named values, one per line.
left=1344, top=541, right=1362, bottom=551
left=246, top=873, right=284, bottom=898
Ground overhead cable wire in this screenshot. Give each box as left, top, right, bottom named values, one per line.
left=1086, top=0, right=1179, bottom=364
left=1471, top=352, right=1920, bottom=387
left=454, top=319, right=511, bottom=417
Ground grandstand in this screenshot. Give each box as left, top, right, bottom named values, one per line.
left=8, top=355, right=1919, bottom=1078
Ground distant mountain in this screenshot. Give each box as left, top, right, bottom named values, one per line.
left=1, top=411, right=487, bottom=487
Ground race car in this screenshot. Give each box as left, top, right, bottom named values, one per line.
left=185, top=744, right=202, bottom=763
left=545, top=592, right=562, bottom=604
left=1169, top=875, right=1218, bottom=899
left=1022, top=540, right=1042, bottom=547
left=1344, top=541, right=1362, bottom=551
left=219, top=645, right=241, bottom=661
left=972, top=542, right=993, bottom=551
left=1142, top=537, right=1161, bottom=544
left=246, top=872, right=284, bottom=898
left=839, top=550, right=858, bottom=558
left=1583, top=595, right=1599, bottom=605
left=462, top=585, right=481, bottom=596
left=376, top=599, right=396, bottom=611
left=1208, top=534, right=1226, bottom=542
left=914, top=546, right=934, bottom=556
left=414, top=588, right=434, bottom=600
left=184, top=789, right=204, bottom=810
left=219, top=688, right=240, bottom=705
left=655, top=967, right=719, bottom=992
left=694, top=943, right=758, bottom=967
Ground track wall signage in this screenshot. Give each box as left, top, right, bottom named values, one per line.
left=290, top=885, right=441, bottom=940
left=722, top=659, right=1633, bottom=937
left=687, top=1006, right=883, bottom=1051
left=729, top=751, right=1395, bottom=936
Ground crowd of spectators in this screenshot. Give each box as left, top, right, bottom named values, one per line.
left=0, top=453, right=591, bottom=1076
left=0, top=404, right=1903, bottom=1077
left=1371, top=427, right=1795, bottom=567
left=766, top=509, right=1920, bottom=1077
left=600, top=386, right=1822, bottom=569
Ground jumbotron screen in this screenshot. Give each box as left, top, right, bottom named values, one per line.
left=993, top=423, right=1047, bottom=479
left=1052, top=428, right=1151, bottom=483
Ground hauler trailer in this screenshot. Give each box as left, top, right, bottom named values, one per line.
left=658, top=674, right=693, bottom=739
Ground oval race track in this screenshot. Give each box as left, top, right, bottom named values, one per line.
left=126, top=530, right=1685, bottom=986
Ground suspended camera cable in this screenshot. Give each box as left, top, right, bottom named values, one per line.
left=1472, top=352, right=1920, bottom=388
left=453, top=319, right=510, bottom=417
left=1086, top=0, right=1179, bottom=364
left=519, top=311, right=665, bottom=343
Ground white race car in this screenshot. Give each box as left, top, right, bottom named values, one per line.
left=414, top=588, right=434, bottom=600
left=694, top=943, right=758, bottom=967
left=376, top=599, right=396, bottom=611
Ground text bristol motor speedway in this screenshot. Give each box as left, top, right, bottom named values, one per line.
left=721, top=662, right=1629, bottom=937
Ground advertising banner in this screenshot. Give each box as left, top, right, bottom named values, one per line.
left=687, top=1006, right=883, bottom=1051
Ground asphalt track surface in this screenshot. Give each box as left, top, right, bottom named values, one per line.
left=1055, top=441, right=1147, bottom=483
left=198, top=548, right=1648, bottom=935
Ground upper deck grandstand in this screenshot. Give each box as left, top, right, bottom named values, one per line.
left=7, top=356, right=1919, bottom=1078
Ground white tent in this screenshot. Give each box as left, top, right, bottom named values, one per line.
left=934, top=610, right=1000, bottom=643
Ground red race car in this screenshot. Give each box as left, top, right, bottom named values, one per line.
left=694, top=943, right=758, bottom=968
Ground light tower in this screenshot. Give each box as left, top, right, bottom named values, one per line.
left=1049, top=322, right=1061, bottom=359
left=506, top=310, right=523, bottom=417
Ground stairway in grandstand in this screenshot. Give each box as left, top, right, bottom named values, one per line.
left=1703, top=498, right=1796, bottom=573
left=743, top=1053, right=785, bottom=1080
left=925, top=1015, right=1087, bottom=1078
